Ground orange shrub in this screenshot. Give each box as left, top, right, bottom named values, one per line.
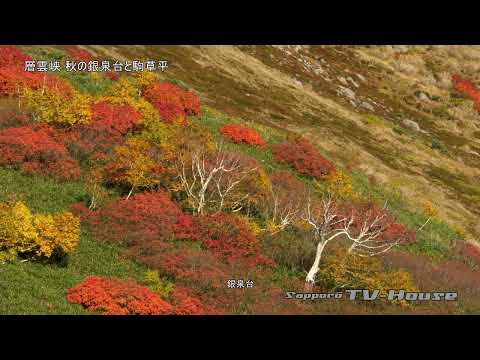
left=220, top=123, right=266, bottom=148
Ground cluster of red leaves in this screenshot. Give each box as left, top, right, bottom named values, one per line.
left=66, top=276, right=221, bottom=315
left=270, top=171, right=307, bottom=194
left=460, top=242, right=480, bottom=265
left=66, top=276, right=174, bottom=315
left=271, top=138, right=335, bottom=179
left=193, top=213, right=275, bottom=267
left=451, top=74, right=480, bottom=112
left=63, top=46, right=93, bottom=62
left=105, top=71, right=119, bottom=81
left=74, top=191, right=195, bottom=246
left=220, top=123, right=266, bottom=148
left=0, top=108, right=29, bottom=129
left=49, top=101, right=142, bottom=162
left=90, top=101, right=141, bottom=137
left=0, top=125, right=80, bottom=180
left=143, top=81, right=200, bottom=123
left=169, top=286, right=222, bottom=315
left=0, top=46, right=72, bottom=96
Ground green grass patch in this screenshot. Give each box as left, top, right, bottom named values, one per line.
left=361, top=113, right=386, bottom=127
left=0, top=230, right=149, bottom=314
left=0, top=168, right=87, bottom=213
left=0, top=168, right=150, bottom=314
left=350, top=170, right=461, bottom=259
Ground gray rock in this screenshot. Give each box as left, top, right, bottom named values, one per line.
left=347, top=76, right=359, bottom=88
left=402, top=118, right=421, bottom=132
left=356, top=73, right=366, bottom=82
left=338, top=76, right=349, bottom=86
left=417, top=92, right=430, bottom=102
left=360, top=101, right=375, bottom=111
left=337, top=85, right=356, bottom=101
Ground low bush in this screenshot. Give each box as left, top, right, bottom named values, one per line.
left=272, top=137, right=335, bottom=179
left=220, top=123, right=266, bottom=148
left=0, top=201, right=80, bottom=261
left=0, top=125, right=81, bottom=180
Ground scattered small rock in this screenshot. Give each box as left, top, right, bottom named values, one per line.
left=338, top=76, right=349, bottom=86
left=356, top=73, right=366, bottom=82
left=347, top=76, right=359, bottom=88
left=360, top=101, right=375, bottom=111
left=292, top=79, right=303, bottom=88
left=402, top=118, right=421, bottom=132
left=414, top=90, right=430, bottom=102
left=337, top=85, right=356, bottom=101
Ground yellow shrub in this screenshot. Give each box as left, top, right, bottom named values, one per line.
left=23, top=87, right=92, bottom=126
left=0, top=201, right=39, bottom=255
left=0, top=201, right=80, bottom=261
left=100, top=77, right=162, bottom=127
left=421, top=200, right=438, bottom=218
left=143, top=270, right=175, bottom=299
left=316, top=169, right=357, bottom=201
left=34, top=212, right=80, bottom=257
left=318, top=246, right=417, bottom=307
left=237, top=215, right=262, bottom=236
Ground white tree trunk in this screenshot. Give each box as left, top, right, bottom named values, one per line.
left=305, top=241, right=326, bottom=286
left=126, top=186, right=134, bottom=200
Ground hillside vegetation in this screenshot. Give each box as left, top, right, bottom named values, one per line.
left=1, top=45, right=480, bottom=314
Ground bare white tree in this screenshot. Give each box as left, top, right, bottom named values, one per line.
left=263, top=188, right=302, bottom=235
left=176, top=149, right=257, bottom=215
left=302, top=194, right=406, bottom=290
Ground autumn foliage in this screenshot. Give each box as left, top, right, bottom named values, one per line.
left=74, top=191, right=194, bottom=246
left=194, top=213, right=274, bottom=266
left=66, top=276, right=175, bottom=315
left=0, top=125, right=81, bottom=180
left=451, top=74, right=480, bottom=112
left=272, top=137, right=335, bottom=179
left=90, top=101, right=142, bottom=136
left=63, top=46, right=93, bottom=62
left=143, top=81, right=201, bottom=123
left=0, top=46, right=72, bottom=96
left=318, top=246, right=417, bottom=307
left=22, top=87, right=90, bottom=126
left=0, top=201, right=80, bottom=260
left=66, top=276, right=219, bottom=315
left=220, top=123, right=266, bottom=148
left=460, top=242, right=480, bottom=265
left=336, top=202, right=417, bottom=246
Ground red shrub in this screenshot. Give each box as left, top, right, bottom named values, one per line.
left=451, top=74, right=480, bottom=112
left=49, top=101, right=141, bottom=162
left=63, top=45, right=93, bottom=62
left=90, top=101, right=141, bottom=136
left=169, top=286, right=222, bottom=315
left=181, top=90, right=201, bottom=115
left=220, top=123, right=266, bottom=148
left=153, top=102, right=186, bottom=124
left=143, top=81, right=201, bottom=123
left=0, top=45, right=32, bottom=68
left=194, top=213, right=274, bottom=266
left=66, top=276, right=174, bottom=315
left=271, top=137, right=335, bottom=179
left=0, top=125, right=80, bottom=180
left=78, top=191, right=194, bottom=245
left=270, top=171, right=306, bottom=194
left=461, top=242, right=480, bottom=265
left=105, top=71, right=119, bottom=81
left=0, top=46, right=72, bottom=96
